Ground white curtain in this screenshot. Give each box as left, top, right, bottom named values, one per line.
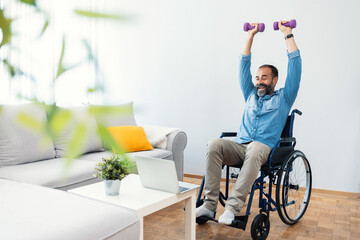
left=0, top=0, right=104, bottom=106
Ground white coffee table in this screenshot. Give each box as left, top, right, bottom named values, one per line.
left=69, top=174, right=199, bottom=240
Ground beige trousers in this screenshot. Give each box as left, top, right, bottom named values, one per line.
left=203, top=139, right=271, bottom=215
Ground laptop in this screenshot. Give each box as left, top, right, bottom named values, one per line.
left=135, top=156, right=197, bottom=194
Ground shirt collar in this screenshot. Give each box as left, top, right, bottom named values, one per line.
left=260, top=90, right=279, bottom=100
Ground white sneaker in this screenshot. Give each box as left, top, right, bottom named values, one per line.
left=196, top=205, right=215, bottom=218
left=218, top=209, right=235, bottom=225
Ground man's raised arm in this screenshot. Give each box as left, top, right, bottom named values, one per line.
left=240, top=24, right=260, bottom=100
left=279, top=20, right=302, bottom=106
left=279, top=20, right=298, bottom=53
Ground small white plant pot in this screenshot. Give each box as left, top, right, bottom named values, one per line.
left=104, top=179, right=121, bottom=196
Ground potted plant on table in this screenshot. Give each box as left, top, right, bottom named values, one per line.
left=94, top=154, right=132, bottom=196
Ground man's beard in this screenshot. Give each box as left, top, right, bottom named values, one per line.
left=256, top=83, right=273, bottom=97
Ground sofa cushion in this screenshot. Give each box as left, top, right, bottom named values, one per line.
left=0, top=179, right=140, bottom=240
left=0, top=158, right=98, bottom=189
left=51, top=106, right=103, bottom=158
left=78, top=151, right=114, bottom=162
left=92, top=102, right=137, bottom=127
left=0, top=103, right=56, bottom=167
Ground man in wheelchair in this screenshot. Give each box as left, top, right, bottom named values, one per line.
left=196, top=21, right=302, bottom=225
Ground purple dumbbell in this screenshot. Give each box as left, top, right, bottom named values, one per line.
left=273, top=19, right=297, bottom=30
left=243, top=22, right=265, bottom=32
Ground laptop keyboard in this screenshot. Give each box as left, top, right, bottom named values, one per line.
left=179, top=186, right=190, bottom=193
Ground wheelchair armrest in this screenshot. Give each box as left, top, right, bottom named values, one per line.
left=280, top=137, right=296, bottom=143
left=220, top=132, right=237, bottom=138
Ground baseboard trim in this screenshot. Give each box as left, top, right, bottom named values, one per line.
left=184, top=173, right=202, bottom=179
left=183, top=173, right=360, bottom=199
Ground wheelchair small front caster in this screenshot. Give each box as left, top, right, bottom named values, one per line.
left=251, top=213, right=270, bottom=240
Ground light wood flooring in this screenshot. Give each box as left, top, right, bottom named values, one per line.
left=144, top=176, right=360, bottom=240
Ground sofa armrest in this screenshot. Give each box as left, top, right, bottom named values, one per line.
left=165, top=130, right=187, bottom=181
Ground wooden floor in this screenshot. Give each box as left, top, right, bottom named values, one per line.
left=144, top=176, right=360, bottom=240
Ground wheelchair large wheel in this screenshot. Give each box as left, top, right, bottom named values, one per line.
left=276, top=150, right=312, bottom=225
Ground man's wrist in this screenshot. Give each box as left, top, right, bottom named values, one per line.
left=283, top=31, right=292, bottom=37
left=285, top=34, right=294, bottom=40
left=247, top=34, right=255, bottom=41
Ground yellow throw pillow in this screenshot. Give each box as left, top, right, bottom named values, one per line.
left=106, top=126, right=153, bottom=153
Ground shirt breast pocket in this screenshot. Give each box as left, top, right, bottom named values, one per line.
left=247, top=101, right=257, bottom=110
left=246, top=94, right=257, bottom=109
left=263, top=96, right=280, bottom=112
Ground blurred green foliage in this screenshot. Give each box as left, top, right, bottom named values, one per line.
left=0, top=1, right=133, bottom=170
left=0, top=9, right=12, bottom=48
left=74, top=9, right=128, bottom=20
left=19, top=0, right=36, bottom=6
left=55, top=37, right=67, bottom=79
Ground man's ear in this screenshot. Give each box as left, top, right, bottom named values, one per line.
left=273, top=76, right=279, bottom=86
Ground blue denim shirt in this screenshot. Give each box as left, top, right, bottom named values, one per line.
left=234, top=50, right=302, bottom=149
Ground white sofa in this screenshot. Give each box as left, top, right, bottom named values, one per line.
left=0, top=178, right=140, bottom=240
left=0, top=102, right=187, bottom=239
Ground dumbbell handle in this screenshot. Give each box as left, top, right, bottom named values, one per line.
left=273, top=19, right=296, bottom=30
left=243, top=22, right=265, bottom=32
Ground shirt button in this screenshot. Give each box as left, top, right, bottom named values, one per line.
left=254, top=129, right=256, bottom=131
left=256, top=117, right=259, bottom=119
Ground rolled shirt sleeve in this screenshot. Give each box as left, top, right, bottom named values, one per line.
left=239, top=54, right=255, bottom=101
left=283, top=49, right=302, bottom=107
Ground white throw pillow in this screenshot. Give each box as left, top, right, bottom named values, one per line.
left=143, top=125, right=179, bottom=149
left=0, top=103, right=56, bottom=167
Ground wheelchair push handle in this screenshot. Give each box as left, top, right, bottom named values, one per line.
left=293, top=109, right=302, bottom=116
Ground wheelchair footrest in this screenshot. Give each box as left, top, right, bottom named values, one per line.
left=196, top=216, right=214, bottom=225
left=196, top=215, right=248, bottom=231
left=229, top=215, right=248, bottom=230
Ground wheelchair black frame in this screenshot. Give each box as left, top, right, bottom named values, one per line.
left=196, top=109, right=303, bottom=230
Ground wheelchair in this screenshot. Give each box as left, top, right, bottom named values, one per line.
left=196, top=109, right=312, bottom=240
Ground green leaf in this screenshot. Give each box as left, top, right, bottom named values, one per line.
left=16, top=102, right=54, bottom=151
left=39, top=19, right=49, bottom=37
left=82, top=40, right=94, bottom=62
left=74, top=9, right=127, bottom=20
left=97, top=124, right=127, bottom=160
left=19, top=0, right=37, bottom=6
left=16, top=94, right=38, bottom=103
left=87, top=86, right=104, bottom=93
left=82, top=40, right=104, bottom=94
left=2, top=59, right=16, bottom=77
left=89, top=105, right=133, bottom=116
left=83, top=39, right=99, bottom=73
left=56, top=37, right=67, bottom=79
left=2, top=59, right=27, bottom=78
left=17, top=113, right=43, bottom=132
left=0, top=9, right=13, bottom=47
left=64, top=123, right=87, bottom=159
left=49, top=108, right=72, bottom=136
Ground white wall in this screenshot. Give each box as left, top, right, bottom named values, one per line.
left=100, top=0, right=360, bottom=193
